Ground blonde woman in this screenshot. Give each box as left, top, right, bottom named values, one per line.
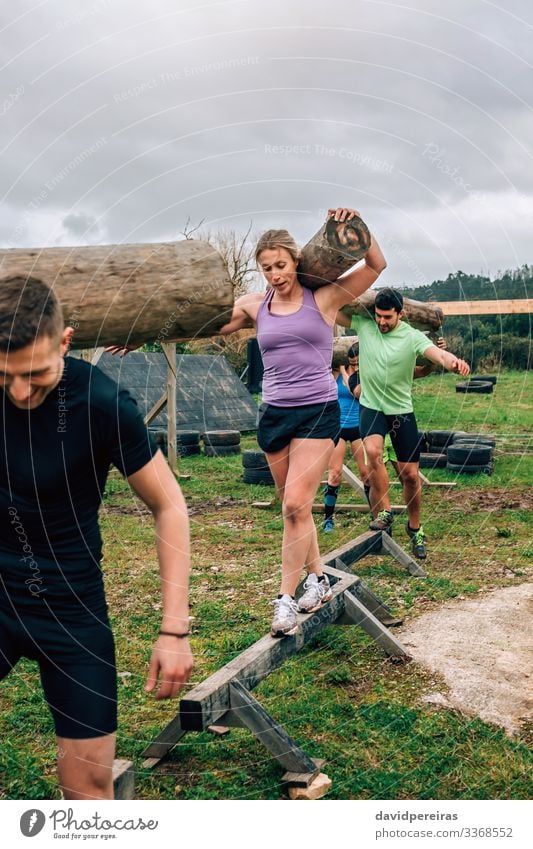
left=220, top=209, right=386, bottom=636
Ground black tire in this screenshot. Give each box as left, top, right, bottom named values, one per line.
left=202, top=430, right=241, bottom=446
left=176, top=430, right=200, bottom=446
left=418, top=431, right=429, bottom=452
left=242, top=449, right=269, bottom=470
left=426, top=443, right=448, bottom=455
left=243, top=469, right=275, bottom=485
left=447, top=445, right=493, bottom=465
left=177, top=444, right=201, bottom=457
left=446, top=461, right=493, bottom=475
left=426, top=430, right=458, bottom=448
left=452, top=434, right=496, bottom=447
left=419, top=452, right=447, bottom=469
left=453, top=440, right=495, bottom=454
left=455, top=380, right=493, bottom=394
left=469, top=374, right=497, bottom=384
left=204, top=445, right=242, bottom=457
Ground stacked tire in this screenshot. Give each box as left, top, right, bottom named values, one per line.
left=242, top=450, right=275, bottom=485
left=456, top=375, right=496, bottom=394
left=176, top=430, right=201, bottom=457
left=446, top=433, right=496, bottom=475
left=202, top=430, right=241, bottom=457
left=418, top=430, right=466, bottom=469
left=149, top=428, right=168, bottom=456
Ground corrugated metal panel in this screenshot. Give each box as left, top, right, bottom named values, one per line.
left=93, top=352, right=258, bottom=432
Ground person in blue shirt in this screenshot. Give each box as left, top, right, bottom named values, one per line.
left=323, top=344, right=369, bottom=531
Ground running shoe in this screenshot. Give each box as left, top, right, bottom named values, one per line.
left=271, top=595, right=299, bottom=637
left=369, top=510, right=394, bottom=531
left=297, top=573, right=333, bottom=613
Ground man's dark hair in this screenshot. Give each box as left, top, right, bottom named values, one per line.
left=0, top=276, right=64, bottom=351
left=374, top=287, right=404, bottom=313
left=347, top=343, right=359, bottom=358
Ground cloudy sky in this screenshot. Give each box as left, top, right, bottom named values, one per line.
left=1, top=0, right=531, bottom=286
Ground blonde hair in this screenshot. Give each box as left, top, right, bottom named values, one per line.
left=254, top=229, right=300, bottom=264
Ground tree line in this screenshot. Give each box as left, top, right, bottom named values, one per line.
left=397, top=266, right=531, bottom=371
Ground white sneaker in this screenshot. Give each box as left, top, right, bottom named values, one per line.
left=271, top=595, right=299, bottom=637
left=297, top=573, right=333, bottom=613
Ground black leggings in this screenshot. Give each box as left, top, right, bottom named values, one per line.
left=0, top=602, right=117, bottom=739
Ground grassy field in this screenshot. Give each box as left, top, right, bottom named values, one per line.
left=1, top=370, right=531, bottom=800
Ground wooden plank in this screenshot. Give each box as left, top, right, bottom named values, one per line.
left=179, top=569, right=359, bottom=733
left=436, top=298, right=532, bottom=316
left=339, top=590, right=410, bottom=658
left=321, top=530, right=382, bottom=570
left=332, top=557, right=403, bottom=626
left=312, top=503, right=406, bottom=513
left=229, top=681, right=318, bottom=774
left=381, top=533, right=427, bottom=578
left=162, top=342, right=177, bottom=471
left=141, top=714, right=187, bottom=761
left=144, top=392, right=168, bottom=426
left=113, top=759, right=135, bottom=799
left=282, top=758, right=326, bottom=788
left=341, top=465, right=366, bottom=495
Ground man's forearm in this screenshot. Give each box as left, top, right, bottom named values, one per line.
left=154, top=505, right=190, bottom=631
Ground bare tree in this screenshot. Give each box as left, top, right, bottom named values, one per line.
left=179, top=219, right=257, bottom=298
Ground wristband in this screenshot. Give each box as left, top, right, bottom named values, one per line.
left=159, top=630, right=190, bottom=638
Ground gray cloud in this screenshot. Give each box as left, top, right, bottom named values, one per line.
left=0, top=0, right=531, bottom=285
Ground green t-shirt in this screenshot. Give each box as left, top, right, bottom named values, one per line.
left=352, top=315, right=433, bottom=414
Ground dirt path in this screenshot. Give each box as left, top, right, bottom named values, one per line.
left=399, top=583, right=533, bottom=735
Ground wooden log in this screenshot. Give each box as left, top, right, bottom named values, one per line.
left=298, top=214, right=371, bottom=289
left=332, top=335, right=359, bottom=368
left=0, top=240, right=233, bottom=348
left=339, top=290, right=443, bottom=331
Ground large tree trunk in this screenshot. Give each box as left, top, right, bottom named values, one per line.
left=0, top=240, right=233, bottom=348
left=338, top=290, right=443, bottom=331
left=298, top=215, right=371, bottom=289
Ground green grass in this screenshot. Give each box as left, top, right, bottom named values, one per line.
left=1, top=370, right=531, bottom=799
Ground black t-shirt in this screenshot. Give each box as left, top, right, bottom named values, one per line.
left=0, top=356, right=156, bottom=604
left=348, top=371, right=360, bottom=395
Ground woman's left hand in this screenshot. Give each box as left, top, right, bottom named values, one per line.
left=328, top=207, right=360, bottom=222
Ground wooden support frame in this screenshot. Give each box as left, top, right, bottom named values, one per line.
left=140, top=529, right=416, bottom=791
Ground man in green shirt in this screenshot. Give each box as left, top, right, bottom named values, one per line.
left=352, top=288, right=470, bottom=558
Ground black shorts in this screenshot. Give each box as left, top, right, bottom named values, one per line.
left=0, top=601, right=117, bottom=739
left=359, top=406, right=422, bottom=463
left=257, top=400, right=340, bottom=454
left=338, top=425, right=361, bottom=443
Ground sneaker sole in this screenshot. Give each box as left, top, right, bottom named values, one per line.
left=298, top=589, right=333, bottom=614
left=271, top=624, right=299, bottom=637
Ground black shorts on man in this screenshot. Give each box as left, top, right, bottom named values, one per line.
left=359, top=406, right=422, bottom=463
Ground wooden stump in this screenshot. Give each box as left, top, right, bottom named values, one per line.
left=298, top=214, right=371, bottom=289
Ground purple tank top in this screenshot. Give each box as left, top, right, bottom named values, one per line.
left=256, top=286, right=337, bottom=407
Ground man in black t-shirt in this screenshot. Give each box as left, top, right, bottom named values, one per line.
left=0, top=276, right=193, bottom=800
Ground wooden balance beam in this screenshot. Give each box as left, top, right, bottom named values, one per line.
left=141, top=528, right=423, bottom=795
